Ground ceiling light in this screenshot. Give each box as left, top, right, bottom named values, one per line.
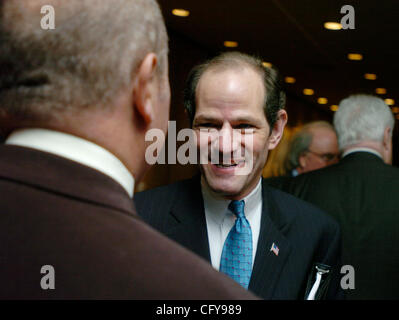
left=285, top=77, right=296, bottom=84
left=224, top=41, right=238, bottom=48
left=347, top=53, right=363, bottom=61
left=303, top=88, right=314, bottom=96
left=172, top=9, right=190, bottom=17
left=392, top=107, right=399, bottom=114
left=364, top=73, right=377, bottom=80
left=385, top=98, right=395, bottom=105
left=324, top=22, right=342, bottom=30
left=317, top=97, right=328, bottom=104
left=376, top=88, right=387, bottom=95
left=262, top=61, right=272, bottom=68
left=330, top=105, right=339, bottom=112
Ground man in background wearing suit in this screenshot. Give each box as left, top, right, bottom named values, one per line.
left=135, top=52, right=343, bottom=299
left=0, top=0, right=257, bottom=299
left=282, top=94, right=399, bottom=299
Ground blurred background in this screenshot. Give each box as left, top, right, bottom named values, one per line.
left=137, top=0, right=399, bottom=191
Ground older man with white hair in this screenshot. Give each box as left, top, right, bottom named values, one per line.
left=334, top=95, right=394, bottom=164
left=284, top=94, right=399, bottom=299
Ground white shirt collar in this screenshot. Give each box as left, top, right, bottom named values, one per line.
left=5, top=128, right=135, bottom=198
left=342, top=147, right=382, bottom=160
left=201, top=177, right=262, bottom=225
left=291, top=169, right=299, bottom=177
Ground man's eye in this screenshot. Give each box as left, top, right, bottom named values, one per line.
left=323, top=153, right=339, bottom=161
left=198, top=123, right=220, bottom=130
left=236, top=124, right=252, bottom=129
left=235, top=124, right=254, bottom=133
left=200, top=123, right=213, bottom=127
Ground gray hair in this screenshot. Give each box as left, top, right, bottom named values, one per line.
left=285, top=121, right=335, bottom=172
left=183, top=51, right=286, bottom=129
left=0, top=0, right=168, bottom=129
left=334, top=94, right=395, bottom=150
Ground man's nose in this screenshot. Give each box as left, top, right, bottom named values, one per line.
left=217, top=124, right=240, bottom=154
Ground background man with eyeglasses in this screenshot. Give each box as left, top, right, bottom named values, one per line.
left=285, top=121, right=340, bottom=176
left=265, top=121, right=339, bottom=189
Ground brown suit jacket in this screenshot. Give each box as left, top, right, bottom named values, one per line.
left=0, top=144, right=258, bottom=299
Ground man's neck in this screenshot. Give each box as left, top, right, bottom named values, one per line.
left=200, top=176, right=262, bottom=202
left=342, top=143, right=383, bottom=160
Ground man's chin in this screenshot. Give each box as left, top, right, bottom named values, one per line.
left=203, top=178, right=246, bottom=199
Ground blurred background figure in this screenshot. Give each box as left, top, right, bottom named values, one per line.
left=283, top=94, right=399, bottom=299
left=285, top=121, right=339, bottom=176
left=265, top=121, right=339, bottom=188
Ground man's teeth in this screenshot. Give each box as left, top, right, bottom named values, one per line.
left=216, top=163, right=237, bottom=167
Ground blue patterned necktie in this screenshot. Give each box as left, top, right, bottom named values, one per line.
left=219, top=200, right=253, bottom=289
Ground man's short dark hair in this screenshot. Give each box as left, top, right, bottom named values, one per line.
left=183, top=51, right=286, bottom=129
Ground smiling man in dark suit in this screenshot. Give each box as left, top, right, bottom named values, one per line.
left=0, top=0, right=258, bottom=299
left=282, top=94, right=399, bottom=299
left=135, top=52, right=343, bottom=299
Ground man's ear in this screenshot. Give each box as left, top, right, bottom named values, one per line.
left=383, top=126, right=391, bottom=148
left=133, top=53, right=158, bottom=126
left=382, top=126, right=393, bottom=164
left=298, top=154, right=307, bottom=170
left=268, top=109, right=288, bottom=150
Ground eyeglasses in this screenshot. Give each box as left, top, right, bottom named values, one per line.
left=306, top=149, right=340, bottom=163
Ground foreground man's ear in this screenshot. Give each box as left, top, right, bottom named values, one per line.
left=133, top=53, right=159, bottom=126
left=268, top=109, right=288, bottom=150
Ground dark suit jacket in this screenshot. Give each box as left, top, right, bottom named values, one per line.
left=264, top=174, right=294, bottom=190
left=135, top=176, right=343, bottom=300
left=282, top=151, right=399, bottom=299
left=0, top=145, right=258, bottom=299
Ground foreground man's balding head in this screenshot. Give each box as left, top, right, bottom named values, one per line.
left=0, top=0, right=170, bottom=180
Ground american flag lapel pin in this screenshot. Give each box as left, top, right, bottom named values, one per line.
left=270, top=242, right=279, bottom=256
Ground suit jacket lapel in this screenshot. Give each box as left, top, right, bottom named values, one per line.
left=166, top=176, right=212, bottom=262
left=249, top=181, right=292, bottom=299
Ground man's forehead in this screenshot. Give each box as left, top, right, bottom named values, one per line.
left=193, top=67, right=268, bottom=125
left=199, top=64, right=262, bottom=84
left=196, top=65, right=265, bottom=102
left=309, top=127, right=338, bottom=149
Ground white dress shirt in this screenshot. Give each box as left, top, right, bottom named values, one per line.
left=201, top=178, right=262, bottom=271
left=342, top=147, right=383, bottom=160
left=5, top=128, right=135, bottom=198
